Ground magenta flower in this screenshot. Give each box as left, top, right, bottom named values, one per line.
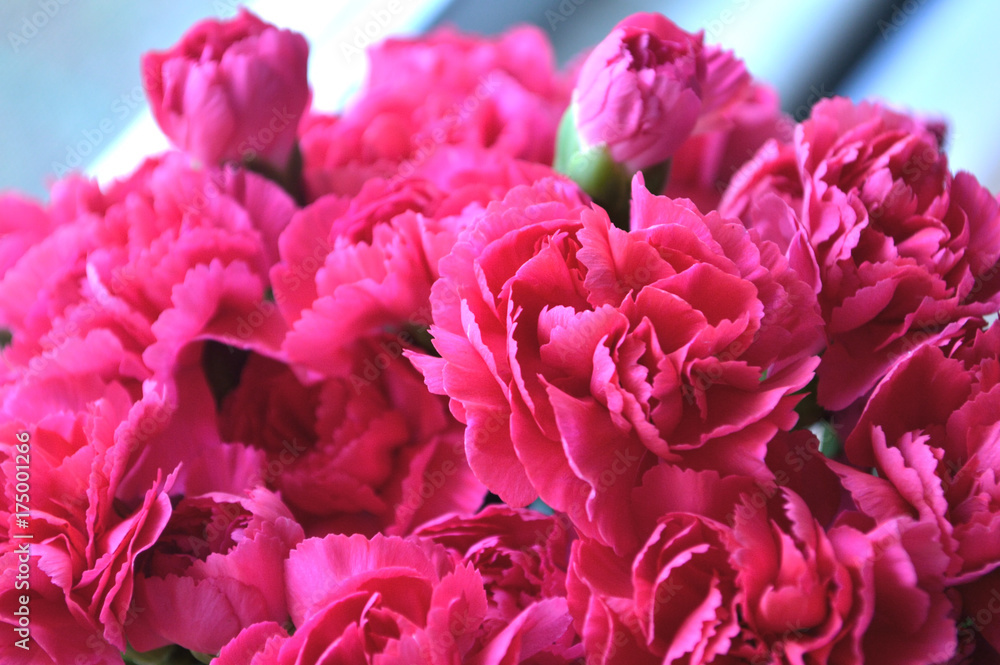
left=413, top=175, right=823, bottom=554
left=416, top=505, right=580, bottom=655
left=217, top=347, right=485, bottom=538
left=128, top=488, right=304, bottom=655
left=0, top=154, right=295, bottom=384
left=573, top=13, right=704, bottom=170
left=830, top=323, right=1000, bottom=654
left=273, top=153, right=556, bottom=377
left=0, top=382, right=176, bottom=663
left=215, top=533, right=576, bottom=664
left=299, top=27, right=571, bottom=201
left=664, top=46, right=788, bottom=212
left=568, top=471, right=957, bottom=664
left=142, top=8, right=309, bottom=168
left=721, top=97, right=1000, bottom=409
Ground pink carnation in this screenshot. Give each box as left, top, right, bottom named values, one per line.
left=217, top=347, right=485, bottom=538
left=0, top=192, right=57, bottom=278
left=0, top=154, right=295, bottom=382
left=0, top=383, right=176, bottom=663
left=720, top=97, right=1000, bottom=409
left=298, top=27, right=571, bottom=200
left=830, top=323, right=1000, bottom=654
left=568, top=471, right=958, bottom=664
left=0, top=328, right=263, bottom=513
left=142, top=8, right=309, bottom=168
left=273, top=152, right=556, bottom=376
left=568, top=513, right=741, bottom=664
left=414, top=176, right=823, bottom=553
left=0, top=155, right=298, bottom=504
left=215, top=533, right=577, bottom=664
left=0, top=176, right=114, bottom=373
left=574, top=13, right=704, bottom=169
left=664, top=46, right=788, bottom=212
left=128, top=488, right=304, bottom=655
left=415, top=505, right=580, bottom=655
left=732, top=491, right=956, bottom=664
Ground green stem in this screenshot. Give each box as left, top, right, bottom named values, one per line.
left=553, top=104, right=672, bottom=231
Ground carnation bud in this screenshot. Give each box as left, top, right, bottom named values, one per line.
left=142, top=9, right=309, bottom=190
left=554, top=13, right=704, bottom=227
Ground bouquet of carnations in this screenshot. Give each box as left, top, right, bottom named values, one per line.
left=3, top=6, right=1000, bottom=664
